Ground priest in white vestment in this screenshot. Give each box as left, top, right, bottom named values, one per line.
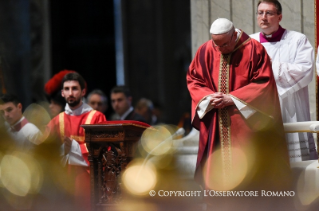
left=250, top=0, right=317, bottom=162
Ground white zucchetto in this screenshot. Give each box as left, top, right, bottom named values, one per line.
left=210, top=18, right=234, bottom=34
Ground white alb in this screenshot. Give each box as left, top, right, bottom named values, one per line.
left=250, top=30, right=317, bottom=162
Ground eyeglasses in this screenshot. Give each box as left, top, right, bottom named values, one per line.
left=212, top=32, right=234, bottom=48
left=256, top=10, right=278, bottom=17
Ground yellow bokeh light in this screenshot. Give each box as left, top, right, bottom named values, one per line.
left=0, top=164, right=2, bottom=187
left=295, top=171, right=319, bottom=207
left=0, top=151, right=43, bottom=197
left=21, top=153, right=43, bottom=194
left=203, top=147, right=248, bottom=191
left=1, top=154, right=31, bottom=196
left=23, top=102, right=52, bottom=144
left=114, top=200, right=157, bottom=211
left=137, top=141, right=148, bottom=158
left=148, top=153, right=174, bottom=169
left=23, top=103, right=51, bottom=126
left=51, top=162, right=75, bottom=195
left=122, top=159, right=157, bottom=195
left=140, top=125, right=173, bottom=156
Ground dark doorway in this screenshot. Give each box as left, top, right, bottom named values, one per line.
left=50, top=0, right=116, bottom=118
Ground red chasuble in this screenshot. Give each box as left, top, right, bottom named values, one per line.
left=47, top=109, right=106, bottom=211
left=187, top=30, right=290, bottom=190
left=48, top=110, right=106, bottom=165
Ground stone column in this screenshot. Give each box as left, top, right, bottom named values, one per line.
left=0, top=0, right=50, bottom=106
left=30, top=0, right=51, bottom=102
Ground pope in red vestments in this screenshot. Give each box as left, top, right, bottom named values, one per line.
left=187, top=18, right=290, bottom=191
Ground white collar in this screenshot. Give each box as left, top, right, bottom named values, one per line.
left=64, top=102, right=92, bottom=116
left=5, top=116, right=25, bottom=132
left=120, top=106, right=133, bottom=120
left=235, top=28, right=241, bottom=42
left=12, top=116, right=25, bottom=127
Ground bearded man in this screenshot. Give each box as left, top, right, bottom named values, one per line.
left=47, top=72, right=106, bottom=211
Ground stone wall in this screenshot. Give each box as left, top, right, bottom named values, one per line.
left=190, top=0, right=317, bottom=120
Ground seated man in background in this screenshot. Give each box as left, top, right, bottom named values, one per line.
left=110, top=85, right=146, bottom=123
left=87, top=89, right=108, bottom=115
left=0, top=93, right=42, bottom=148
left=135, top=98, right=157, bottom=125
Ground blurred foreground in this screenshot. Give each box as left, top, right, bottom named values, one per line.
left=0, top=103, right=319, bottom=211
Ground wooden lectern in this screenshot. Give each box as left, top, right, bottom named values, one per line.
left=81, top=120, right=150, bottom=211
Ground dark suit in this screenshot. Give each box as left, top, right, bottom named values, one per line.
left=124, top=110, right=147, bottom=123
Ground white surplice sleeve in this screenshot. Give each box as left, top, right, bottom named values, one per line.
left=60, top=139, right=88, bottom=166
left=197, top=95, right=256, bottom=119
left=272, top=35, right=314, bottom=98
left=230, top=96, right=256, bottom=118
left=197, top=95, right=214, bottom=119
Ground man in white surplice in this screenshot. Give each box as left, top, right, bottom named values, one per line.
left=250, top=0, right=317, bottom=162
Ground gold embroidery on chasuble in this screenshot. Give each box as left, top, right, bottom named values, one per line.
left=74, top=110, right=97, bottom=143
left=70, top=136, right=85, bottom=142
left=218, top=54, right=232, bottom=179
left=85, top=110, right=97, bottom=124
left=59, top=113, right=65, bottom=142
left=59, top=110, right=97, bottom=143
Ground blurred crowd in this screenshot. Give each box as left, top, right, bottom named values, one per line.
left=0, top=70, right=192, bottom=211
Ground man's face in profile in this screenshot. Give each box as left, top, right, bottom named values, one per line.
left=111, top=92, right=131, bottom=116
left=0, top=102, right=22, bottom=126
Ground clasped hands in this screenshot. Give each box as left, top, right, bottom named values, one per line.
left=210, top=92, right=234, bottom=109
